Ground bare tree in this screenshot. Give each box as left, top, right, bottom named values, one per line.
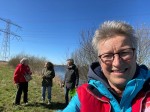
left=135, top=25, right=150, bottom=67
left=71, top=28, right=97, bottom=81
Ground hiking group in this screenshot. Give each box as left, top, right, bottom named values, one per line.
left=13, top=58, right=79, bottom=106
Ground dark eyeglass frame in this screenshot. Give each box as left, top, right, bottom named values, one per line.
left=98, top=48, right=135, bottom=64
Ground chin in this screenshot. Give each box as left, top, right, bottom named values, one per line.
left=114, top=79, right=128, bottom=87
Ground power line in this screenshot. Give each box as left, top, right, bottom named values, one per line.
left=0, top=17, right=22, bottom=61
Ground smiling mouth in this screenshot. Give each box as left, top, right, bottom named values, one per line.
left=111, top=68, right=128, bottom=73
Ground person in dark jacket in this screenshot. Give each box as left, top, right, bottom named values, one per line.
left=41, top=61, right=55, bottom=104
left=13, top=58, right=32, bottom=105
left=63, top=59, right=79, bottom=105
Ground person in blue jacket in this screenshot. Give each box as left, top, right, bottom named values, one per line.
left=59, top=21, right=150, bottom=112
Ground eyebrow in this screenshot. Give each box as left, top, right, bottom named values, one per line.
left=99, top=48, right=134, bottom=56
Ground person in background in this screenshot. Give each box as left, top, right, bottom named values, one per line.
left=62, top=59, right=79, bottom=105
left=13, top=58, right=32, bottom=105
left=61, top=21, right=150, bottom=112
left=41, top=61, right=55, bottom=105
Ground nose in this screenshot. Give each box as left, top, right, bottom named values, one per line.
left=112, top=54, right=122, bottom=67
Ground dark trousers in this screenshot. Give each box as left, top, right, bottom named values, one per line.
left=15, top=82, right=28, bottom=104
left=65, top=87, right=69, bottom=105
left=65, top=87, right=73, bottom=105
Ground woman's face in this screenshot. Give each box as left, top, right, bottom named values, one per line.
left=98, top=35, right=136, bottom=90
left=24, top=60, right=29, bottom=65
left=45, top=62, right=48, bottom=67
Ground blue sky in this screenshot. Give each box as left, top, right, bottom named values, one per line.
left=0, top=0, right=150, bottom=64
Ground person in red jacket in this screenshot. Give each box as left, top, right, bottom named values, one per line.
left=13, top=58, right=32, bottom=105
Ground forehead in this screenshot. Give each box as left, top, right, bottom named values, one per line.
left=98, top=35, right=133, bottom=53
left=67, top=60, right=71, bottom=63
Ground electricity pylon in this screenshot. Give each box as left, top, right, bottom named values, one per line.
left=0, top=17, right=21, bottom=61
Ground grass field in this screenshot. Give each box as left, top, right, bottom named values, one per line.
left=0, top=63, right=66, bottom=112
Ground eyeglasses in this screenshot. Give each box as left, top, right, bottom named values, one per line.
left=98, top=48, right=135, bottom=64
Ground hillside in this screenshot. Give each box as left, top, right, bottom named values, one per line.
left=0, top=63, right=66, bottom=112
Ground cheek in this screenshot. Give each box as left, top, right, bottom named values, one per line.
left=126, top=56, right=136, bottom=68
left=129, top=58, right=137, bottom=75
left=100, top=62, right=110, bottom=75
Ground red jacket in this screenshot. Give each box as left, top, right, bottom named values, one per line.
left=13, top=64, right=32, bottom=83
left=77, top=83, right=150, bottom=112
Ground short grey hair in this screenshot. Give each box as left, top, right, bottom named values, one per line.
left=92, top=21, right=137, bottom=53
left=67, top=59, right=74, bottom=64
left=20, top=58, right=29, bottom=64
